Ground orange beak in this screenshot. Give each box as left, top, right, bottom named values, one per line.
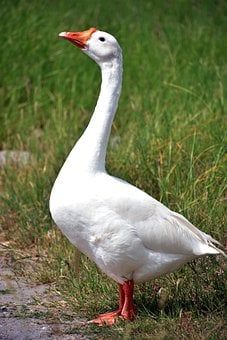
left=59, top=27, right=97, bottom=49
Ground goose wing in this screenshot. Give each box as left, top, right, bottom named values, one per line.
left=98, top=174, right=224, bottom=257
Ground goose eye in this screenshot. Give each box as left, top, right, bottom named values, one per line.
left=99, top=37, right=105, bottom=42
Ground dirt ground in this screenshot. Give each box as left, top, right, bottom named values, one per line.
left=0, top=241, right=91, bottom=340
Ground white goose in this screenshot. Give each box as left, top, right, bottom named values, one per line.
left=50, top=28, right=225, bottom=325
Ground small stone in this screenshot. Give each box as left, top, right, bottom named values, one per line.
left=0, top=150, right=32, bottom=167
left=1, top=306, right=8, bottom=312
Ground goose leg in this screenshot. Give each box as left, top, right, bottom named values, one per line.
left=89, top=283, right=124, bottom=325
left=89, top=280, right=135, bottom=326
left=121, top=280, right=136, bottom=321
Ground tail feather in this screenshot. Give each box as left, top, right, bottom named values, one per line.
left=172, top=212, right=226, bottom=257
left=206, top=238, right=227, bottom=258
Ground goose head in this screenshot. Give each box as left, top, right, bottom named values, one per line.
left=59, top=28, right=122, bottom=66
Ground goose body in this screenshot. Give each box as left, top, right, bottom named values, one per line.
left=50, top=28, right=225, bottom=325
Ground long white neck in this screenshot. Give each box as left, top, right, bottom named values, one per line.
left=63, top=55, right=123, bottom=173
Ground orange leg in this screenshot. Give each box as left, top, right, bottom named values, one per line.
left=121, top=280, right=136, bottom=320
left=89, top=280, right=136, bottom=326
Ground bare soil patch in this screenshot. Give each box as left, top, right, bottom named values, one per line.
left=0, top=239, right=91, bottom=340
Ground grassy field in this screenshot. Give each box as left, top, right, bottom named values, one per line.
left=0, top=0, right=226, bottom=338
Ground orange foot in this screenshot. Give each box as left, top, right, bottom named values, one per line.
left=88, top=310, right=120, bottom=326
left=88, top=280, right=136, bottom=326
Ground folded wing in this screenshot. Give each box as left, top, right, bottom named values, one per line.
left=100, top=174, right=225, bottom=257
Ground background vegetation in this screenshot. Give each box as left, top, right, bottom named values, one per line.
left=0, top=0, right=226, bottom=338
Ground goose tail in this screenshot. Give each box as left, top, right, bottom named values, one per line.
left=204, top=234, right=227, bottom=258
left=172, top=212, right=226, bottom=257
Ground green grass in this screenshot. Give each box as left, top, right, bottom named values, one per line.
left=0, top=0, right=226, bottom=338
